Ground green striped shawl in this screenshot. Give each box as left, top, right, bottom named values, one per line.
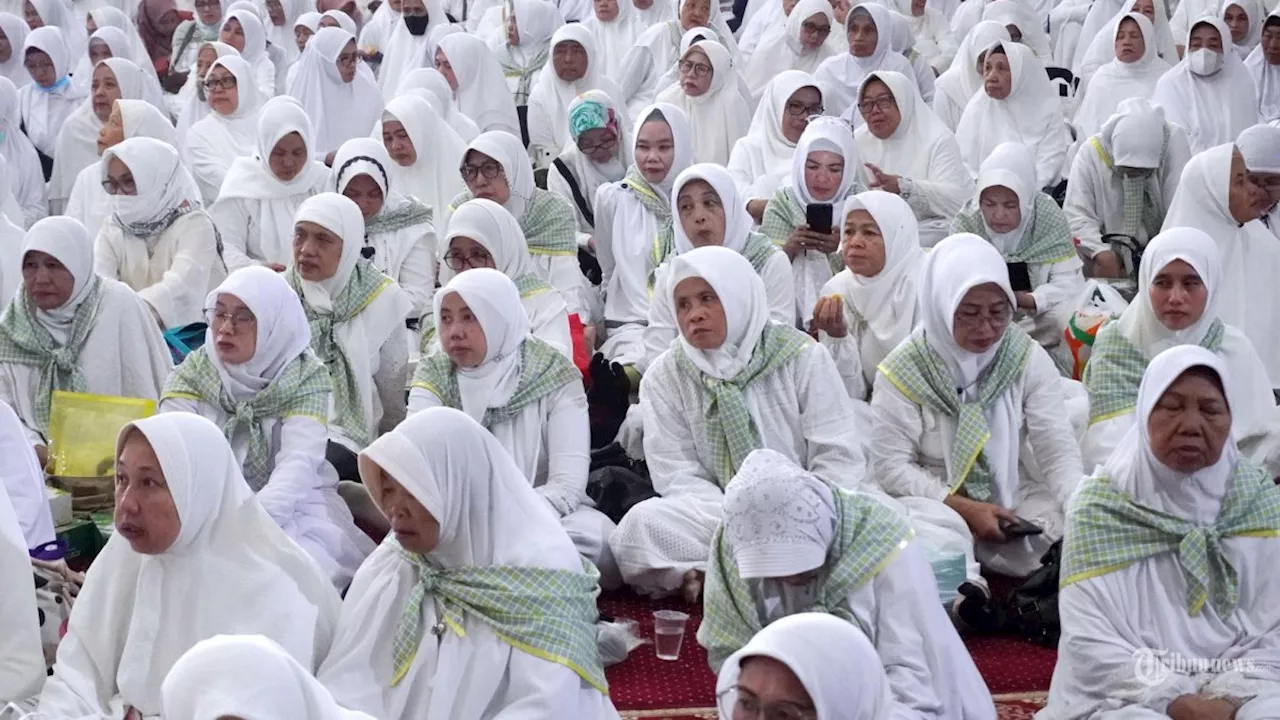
left=952, top=193, right=1078, bottom=265
left=1083, top=319, right=1225, bottom=425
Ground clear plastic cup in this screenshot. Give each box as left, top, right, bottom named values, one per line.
left=652, top=609, right=690, bottom=661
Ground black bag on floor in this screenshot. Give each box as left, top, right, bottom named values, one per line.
left=1006, top=539, right=1063, bottom=648
left=586, top=445, right=656, bottom=524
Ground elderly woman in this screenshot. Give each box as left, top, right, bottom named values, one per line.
left=654, top=40, right=749, bottom=167
left=742, top=0, right=838, bottom=94
left=1042, top=346, right=1280, bottom=719
left=1153, top=17, right=1259, bottom=154
left=378, top=94, right=467, bottom=238
left=36, top=414, right=340, bottom=719
left=435, top=33, right=522, bottom=136
left=547, top=90, right=630, bottom=246
left=0, top=217, right=171, bottom=454
left=612, top=245, right=863, bottom=600
left=815, top=2, right=933, bottom=118
left=933, top=21, right=1009, bottom=132
left=526, top=25, right=624, bottom=161
left=1073, top=13, right=1172, bottom=142
left=870, top=234, right=1084, bottom=616
left=0, top=76, right=48, bottom=228
left=317, top=408, right=619, bottom=719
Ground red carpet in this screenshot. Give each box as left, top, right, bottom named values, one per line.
left=600, top=590, right=1056, bottom=716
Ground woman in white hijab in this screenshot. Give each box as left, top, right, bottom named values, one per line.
left=1073, top=13, right=1173, bottom=141
left=286, top=192, right=411, bottom=463
left=956, top=41, right=1067, bottom=188
left=173, top=39, right=237, bottom=152
left=48, top=58, right=162, bottom=215
left=814, top=2, right=931, bottom=118
left=161, top=266, right=375, bottom=589
left=614, top=0, right=739, bottom=115
left=409, top=269, right=618, bottom=585
left=0, top=462, right=43, bottom=708
left=435, top=32, right=521, bottom=137
left=1222, top=0, right=1265, bottom=58
left=0, top=77, right=44, bottom=227
left=376, top=0, right=448, bottom=102
left=981, top=0, right=1050, bottom=58
left=35, top=413, right=341, bottom=719
left=1153, top=16, right=1259, bottom=154
left=1246, top=8, right=1280, bottom=122
left=68, top=26, right=147, bottom=100
left=727, top=70, right=822, bottom=215
left=854, top=70, right=971, bottom=247
left=18, top=27, right=85, bottom=166
left=1238, top=122, right=1280, bottom=236
left=163, top=635, right=375, bottom=720
left=287, top=27, right=383, bottom=162
left=742, top=0, right=836, bottom=94
left=655, top=40, right=748, bottom=166
left=526, top=26, right=623, bottom=157
left=700, top=448, right=997, bottom=719
left=932, top=19, right=1009, bottom=131
left=0, top=12, right=30, bottom=88
left=490, top=0, right=561, bottom=108
left=212, top=95, right=327, bottom=273
left=1081, top=227, right=1280, bottom=472
left=396, top=66, right=480, bottom=141
left=218, top=7, right=275, bottom=99
left=265, top=0, right=308, bottom=62
left=25, top=0, right=86, bottom=66
left=813, top=190, right=924, bottom=403
left=81, top=8, right=161, bottom=82
left=1163, top=142, right=1280, bottom=384
left=377, top=94, right=466, bottom=238
left=170, top=0, right=226, bottom=75
left=612, top=245, right=863, bottom=599
left=548, top=90, right=630, bottom=244
left=1043, top=345, right=1280, bottom=720
left=1076, top=0, right=1179, bottom=83
left=584, top=0, right=648, bottom=82
left=317, top=407, right=617, bottom=720
left=185, top=54, right=263, bottom=204
left=870, top=234, right=1084, bottom=590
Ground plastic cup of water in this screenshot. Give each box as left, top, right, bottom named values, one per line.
left=652, top=610, right=690, bottom=661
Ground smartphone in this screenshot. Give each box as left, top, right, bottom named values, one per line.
left=999, top=516, right=1044, bottom=539
left=1006, top=261, right=1033, bottom=293
left=805, top=203, right=833, bottom=235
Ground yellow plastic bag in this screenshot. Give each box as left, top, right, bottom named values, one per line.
left=47, top=391, right=156, bottom=478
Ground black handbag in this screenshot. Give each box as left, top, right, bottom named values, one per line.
left=1006, top=539, right=1063, bottom=648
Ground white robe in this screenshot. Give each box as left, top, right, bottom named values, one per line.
left=726, top=70, right=818, bottom=203
left=814, top=3, right=933, bottom=118
left=376, top=94, right=467, bottom=237
left=524, top=24, right=625, bottom=160
left=0, top=398, right=51, bottom=550
left=741, top=0, right=838, bottom=94
left=654, top=40, right=750, bottom=166
left=1072, top=14, right=1173, bottom=141
left=183, top=55, right=264, bottom=205
left=932, top=20, right=1010, bottom=132
left=1151, top=18, right=1260, bottom=154
left=0, top=464, right=44, bottom=706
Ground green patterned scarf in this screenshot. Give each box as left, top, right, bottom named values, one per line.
left=1061, top=464, right=1280, bottom=616
left=388, top=539, right=607, bottom=692
left=698, top=483, right=913, bottom=670
left=410, top=335, right=579, bottom=426
left=419, top=273, right=553, bottom=353
left=366, top=198, right=434, bottom=236
left=953, top=193, right=1077, bottom=265
left=162, top=348, right=331, bottom=489
left=1083, top=319, right=1225, bottom=425
left=877, top=326, right=1035, bottom=501
left=451, top=190, right=577, bottom=255
left=500, top=49, right=549, bottom=106
left=673, top=323, right=813, bottom=488
left=0, top=275, right=104, bottom=434
left=1119, top=174, right=1164, bottom=241
left=287, top=262, right=392, bottom=448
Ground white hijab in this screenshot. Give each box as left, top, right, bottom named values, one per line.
left=1115, top=227, right=1222, bottom=356
left=286, top=27, right=384, bottom=157
left=437, top=32, right=522, bottom=135
left=1078, top=0, right=1179, bottom=82
left=376, top=94, right=467, bottom=224
left=21, top=216, right=97, bottom=345
left=436, top=197, right=543, bottom=284
left=556, top=89, right=630, bottom=210
left=162, top=635, right=375, bottom=720
left=670, top=163, right=755, bottom=256
left=84, top=8, right=158, bottom=79
left=459, top=129, right=537, bottom=219
left=0, top=13, right=29, bottom=88
left=266, top=0, right=309, bottom=61
left=19, top=26, right=86, bottom=156
left=293, top=192, right=366, bottom=309
left=526, top=23, right=624, bottom=152
left=103, top=136, right=203, bottom=245
left=1223, top=0, right=1265, bottom=56
left=668, top=244, right=769, bottom=380
left=175, top=41, right=239, bottom=149
left=190, top=54, right=264, bottom=171
left=716, top=612, right=895, bottom=719
left=1245, top=8, right=1280, bottom=121
left=433, top=268, right=529, bottom=422
left=933, top=20, right=1009, bottom=130
left=376, top=0, right=448, bottom=101
left=221, top=8, right=273, bottom=90
left=743, top=0, right=837, bottom=93
left=655, top=40, right=750, bottom=165
left=980, top=0, right=1050, bottom=58
left=584, top=0, right=650, bottom=81
left=732, top=69, right=820, bottom=201
left=28, top=0, right=87, bottom=66
left=396, top=66, right=481, bottom=141
left=1152, top=16, right=1260, bottom=154
left=814, top=2, right=918, bottom=115
left=1075, top=14, right=1173, bottom=140
left=36, top=414, right=340, bottom=718
left=854, top=69, right=962, bottom=188
left=972, top=140, right=1037, bottom=254
left=205, top=265, right=313, bottom=401
left=788, top=116, right=857, bottom=207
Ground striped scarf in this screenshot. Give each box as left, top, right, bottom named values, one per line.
left=1083, top=319, right=1225, bottom=425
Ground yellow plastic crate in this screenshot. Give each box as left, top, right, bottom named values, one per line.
left=47, top=391, right=156, bottom=478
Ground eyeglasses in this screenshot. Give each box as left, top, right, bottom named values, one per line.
left=954, top=304, right=1013, bottom=330
left=204, top=308, right=257, bottom=332
left=716, top=687, right=817, bottom=720
left=800, top=20, right=830, bottom=36
left=679, top=59, right=712, bottom=77
left=203, top=75, right=237, bottom=91
left=100, top=176, right=137, bottom=195
left=578, top=135, right=618, bottom=155
left=460, top=161, right=504, bottom=181
left=785, top=100, right=824, bottom=117
left=194, top=0, right=220, bottom=9
left=443, top=248, right=493, bottom=271
left=857, top=96, right=896, bottom=114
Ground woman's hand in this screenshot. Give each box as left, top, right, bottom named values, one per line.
left=784, top=225, right=837, bottom=260
left=865, top=163, right=902, bottom=195
left=746, top=199, right=768, bottom=225
left=811, top=296, right=847, bottom=338
left=945, top=495, right=1018, bottom=543
left=1015, top=291, right=1037, bottom=312
left=1168, top=695, right=1239, bottom=720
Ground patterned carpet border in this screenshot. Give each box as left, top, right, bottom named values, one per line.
left=617, top=692, right=1048, bottom=719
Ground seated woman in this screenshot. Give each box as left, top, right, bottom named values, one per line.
left=218, top=8, right=275, bottom=100
left=0, top=76, right=50, bottom=228
left=0, top=217, right=171, bottom=453
left=36, top=413, right=340, bottom=719
left=168, top=0, right=224, bottom=77
left=760, top=117, right=861, bottom=327
left=1082, top=228, right=1280, bottom=474
left=646, top=164, right=794, bottom=369
left=1246, top=9, right=1280, bottom=123
left=615, top=0, right=737, bottom=116
left=18, top=27, right=84, bottom=178
left=161, top=266, right=375, bottom=589
left=1224, top=0, right=1264, bottom=58
left=317, top=407, right=618, bottom=719
left=727, top=70, right=824, bottom=215
left=287, top=193, right=411, bottom=480
left=1043, top=346, right=1280, bottom=720
left=1238, top=122, right=1280, bottom=236
left=655, top=40, right=748, bottom=166
left=1153, top=17, right=1258, bottom=154
left=932, top=21, right=1009, bottom=132
left=956, top=42, right=1067, bottom=189
left=547, top=90, right=629, bottom=247
left=162, top=635, right=377, bottom=720
left=212, top=96, right=329, bottom=273
left=173, top=41, right=236, bottom=146
left=287, top=27, right=385, bottom=162
left=1075, top=0, right=1178, bottom=81
left=448, top=131, right=589, bottom=322
left=526, top=25, right=624, bottom=160
left=378, top=94, right=467, bottom=237
left=396, top=67, right=480, bottom=141
left=854, top=70, right=972, bottom=248
left=742, top=0, right=837, bottom=95
left=94, top=136, right=225, bottom=329
left=184, top=54, right=264, bottom=205
left=815, top=2, right=934, bottom=118
left=1073, top=14, right=1172, bottom=142
left=429, top=198, right=572, bottom=357
left=0, top=447, right=44, bottom=708
left=952, top=142, right=1085, bottom=365
left=409, top=269, right=618, bottom=586
left=700, top=449, right=996, bottom=719
left=870, top=234, right=1083, bottom=605
left=813, top=191, right=924, bottom=404
left=435, top=33, right=522, bottom=136
left=1064, top=99, right=1191, bottom=278
left=331, top=137, right=436, bottom=325
left=612, top=245, right=863, bottom=599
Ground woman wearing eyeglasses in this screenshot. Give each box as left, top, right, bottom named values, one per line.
left=160, top=266, right=374, bottom=590
left=547, top=90, right=629, bottom=248
left=168, top=0, right=225, bottom=81
left=217, top=9, right=276, bottom=101
left=870, top=234, right=1083, bottom=628
left=184, top=54, right=264, bottom=205
left=17, top=27, right=83, bottom=180
left=741, top=0, right=836, bottom=95
left=655, top=40, right=748, bottom=165
left=813, top=3, right=932, bottom=120
left=728, top=71, right=824, bottom=224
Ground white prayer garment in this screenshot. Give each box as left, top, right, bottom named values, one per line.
left=898, top=0, right=956, bottom=72
left=655, top=40, right=750, bottom=166
left=814, top=2, right=931, bottom=117
left=170, top=0, right=226, bottom=74
left=854, top=69, right=972, bottom=247
left=377, top=0, right=449, bottom=102
left=1223, top=0, right=1266, bottom=57
left=185, top=54, right=264, bottom=205
left=1075, top=0, right=1179, bottom=83
left=75, top=8, right=161, bottom=86
left=0, top=12, right=29, bottom=88
left=1042, top=346, right=1280, bottom=720
left=173, top=40, right=238, bottom=154
left=487, top=0, right=562, bottom=100
left=1152, top=16, right=1260, bottom=154
left=36, top=414, right=341, bottom=720
left=266, top=0, right=308, bottom=62
left=287, top=26, right=384, bottom=159
left=525, top=23, right=625, bottom=159
left=0, top=397, right=50, bottom=550
left=583, top=0, right=649, bottom=82
left=0, top=217, right=173, bottom=447
left=220, top=7, right=277, bottom=98
left=742, top=0, right=837, bottom=93
left=614, top=0, right=740, bottom=117
left=26, top=0, right=88, bottom=66
left=436, top=32, right=522, bottom=136
left=18, top=26, right=86, bottom=158
left=932, top=19, right=1008, bottom=132
left=95, top=137, right=225, bottom=328
left=0, top=77, right=46, bottom=228
left=1072, top=14, right=1173, bottom=142
left=395, top=66, right=481, bottom=141
left=1245, top=7, right=1280, bottom=122
left=1237, top=121, right=1280, bottom=235
left=611, top=245, right=864, bottom=595
left=547, top=90, right=630, bottom=241
left=159, top=266, right=375, bottom=589
left=869, top=233, right=1084, bottom=581
left=316, top=407, right=621, bottom=720
left=0, top=460, right=43, bottom=707
left=727, top=69, right=821, bottom=204
left=376, top=93, right=467, bottom=238
left=980, top=0, right=1051, bottom=58
left=162, top=635, right=376, bottom=720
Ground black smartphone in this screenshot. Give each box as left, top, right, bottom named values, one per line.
left=1006, top=261, right=1033, bottom=293
left=805, top=203, right=833, bottom=235
left=999, top=516, right=1044, bottom=539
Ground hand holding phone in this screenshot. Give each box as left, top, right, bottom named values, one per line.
left=805, top=203, right=833, bottom=235
left=998, top=516, right=1044, bottom=539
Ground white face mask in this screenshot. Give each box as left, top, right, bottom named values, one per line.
left=1188, top=47, right=1224, bottom=76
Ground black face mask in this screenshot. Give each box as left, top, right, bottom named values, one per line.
left=404, top=13, right=430, bottom=35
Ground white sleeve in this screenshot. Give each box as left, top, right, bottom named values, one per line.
left=761, top=253, right=796, bottom=326
left=392, top=227, right=438, bottom=319
left=490, top=647, right=584, bottom=719
left=726, top=141, right=757, bottom=202
left=184, top=129, right=230, bottom=207
left=536, top=382, right=591, bottom=517
left=932, top=90, right=964, bottom=133
left=593, top=184, right=619, bottom=289
left=406, top=384, right=446, bottom=415
left=1063, top=150, right=1107, bottom=258
left=819, top=332, right=868, bottom=402
left=92, top=226, right=124, bottom=284
left=1079, top=413, right=1133, bottom=477
left=0, top=399, right=53, bottom=549
left=208, top=197, right=258, bottom=272
left=870, top=372, right=951, bottom=500
left=905, top=136, right=972, bottom=223
left=913, top=56, right=936, bottom=104
left=256, top=415, right=331, bottom=523
left=1021, top=347, right=1085, bottom=508
left=1034, top=123, right=1069, bottom=188
left=641, top=268, right=678, bottom=375
left=0, top=484, right=44, bottom=703
left=796, top=343, right=866, bottom=489
left=374, top=327, right=409, bottom=436
left=64, top=167, right=92, bottom=229
left=544, top=254, right=592, bottom=323
left=1029, top=253, right=1085, bottom=332
left=135, top=215, right=221, bottom=329
left=640, top=361, right=726, bottom=504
